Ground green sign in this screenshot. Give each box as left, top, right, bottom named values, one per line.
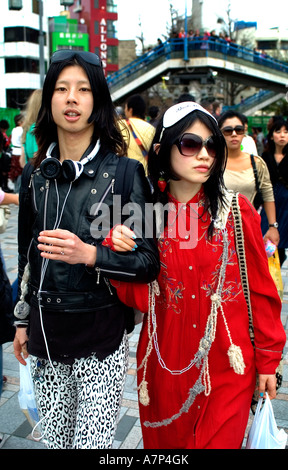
left=51, top=32, right=89, bottom=53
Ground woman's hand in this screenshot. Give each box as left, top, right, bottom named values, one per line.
left=262, top=201, right=279, bottom=246
left=110, top=225, right=137, bottom=252
left=263, top=227, right=280, bottom=246
left=258, top=373, right=277, bottom=400
left=13, top=328, right=29, bottom=366
left=37, top=229, right=97, bottom=266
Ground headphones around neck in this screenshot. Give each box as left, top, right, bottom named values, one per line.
left=40, top=140, right=100, bottom=182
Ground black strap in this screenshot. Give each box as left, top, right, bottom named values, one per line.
left=250, top=154, right=261, bottom=193
left=250, top=154, right=264, bottom=209
left=114, top=157, right=138, bottom=206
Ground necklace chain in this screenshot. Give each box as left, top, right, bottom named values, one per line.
left=152, top=227, right=229, bottom=376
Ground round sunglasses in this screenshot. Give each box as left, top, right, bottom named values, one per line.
left=221, top=125, right=244, bottom=136
left=174, top=133, right=217, bottom=158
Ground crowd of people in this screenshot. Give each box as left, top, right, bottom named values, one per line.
left=168, top=26, right=273, bottom=61
left=136, top=27, right=280, bottom=79
left=171, top=27, right=233, bottom=46
left=0, top=49, right=287, bottom=450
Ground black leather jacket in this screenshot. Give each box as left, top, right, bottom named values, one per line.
left=18, top=146, right=159, bottom=314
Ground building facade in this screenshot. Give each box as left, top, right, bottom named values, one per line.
left=0, top=0, right=119, bottom=109
left=68, top=0, right=119, bottom=75
left=0, top=0, right=52, bottom=108
left=255, top=28, right=288, bottom=62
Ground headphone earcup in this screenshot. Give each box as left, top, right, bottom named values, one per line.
left=62, top=160, right=79, bottom=182
left=40, top=157, right=62, bottom=180
left=62, top=160, right=83, bottom=182
left=40, top=157, right=84, bottom=182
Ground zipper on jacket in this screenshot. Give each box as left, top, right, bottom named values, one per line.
left=96, top=267, right=101, bottom=284
left=104, top=277, right=114, bottom=295
left=31, top=173, right=49, bottom=214
left=43, top=179, right=50, bottom=231
left=95, top=266, right=136, bottom=284
left=98, top=267, right=136, bottom=277
left=29, top=172, right=34, bottom=189
left=93, top=177, right=136, bottom=283
left=31, top=174, right=38, bottom=211
left=92, top=178, right=115, bottom=217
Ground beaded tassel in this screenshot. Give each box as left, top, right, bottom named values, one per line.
left=137, top=281, right=160, bottom=407
left=139, top=380, right=150, bottom=406
left=227, top=344, right=246, bottom=375
left=219, top=302, right=246, bottom=375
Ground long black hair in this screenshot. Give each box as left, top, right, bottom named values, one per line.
left=148, top=109, right=227, bottom=238
left=34, top=56, right=126, bottom=167
left=266, top=117, right=288, bottom=156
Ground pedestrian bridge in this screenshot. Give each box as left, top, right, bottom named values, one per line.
left=107, top=38, right=288, bottom=112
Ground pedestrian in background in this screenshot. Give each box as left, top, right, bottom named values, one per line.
left=20, top=89, right=43, bottom=168
left=9, top=113, right=24, bottom=192
left=239, top=114, right=257, bottom=155
left=219, top=110, right=279, bottom=247
left=261, top=117, right=288, bottom=266
left=148, top=105, right=159, bottom=128
left=120, top=94, right=155, bottom=175
left=0, top=120, right=12, bottom=193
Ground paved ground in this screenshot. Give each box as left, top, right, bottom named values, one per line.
left=0, top=204, right=287, bottom=449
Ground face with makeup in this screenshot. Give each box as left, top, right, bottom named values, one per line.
left=169, top=119, right=216, bottom=197
left=220, top=116, right=245, bottom=152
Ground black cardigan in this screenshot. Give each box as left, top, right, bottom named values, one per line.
left=261, top=150, right=288, bottom=188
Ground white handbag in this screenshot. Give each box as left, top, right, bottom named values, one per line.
left=0, top=205, right=10, bottom=234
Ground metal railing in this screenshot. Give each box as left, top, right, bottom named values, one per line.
left=107, top=37, right=288, bottom=89
left=222, top=90, right=278, bottom=113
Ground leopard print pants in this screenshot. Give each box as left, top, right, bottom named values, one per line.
left=30, top=333, right=129, bottom=449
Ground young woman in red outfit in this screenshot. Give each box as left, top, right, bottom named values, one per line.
left=105, top=102, right=286, bottom=449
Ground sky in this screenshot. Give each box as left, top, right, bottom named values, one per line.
left=116, top=0, right=288, bottom=46
left=46, top=0, right=287, bottom=49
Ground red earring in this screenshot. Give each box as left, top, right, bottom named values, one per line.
left=158, top=176, right=167, bottom=192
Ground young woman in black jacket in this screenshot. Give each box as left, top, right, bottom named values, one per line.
left=13, top=50, right=159, bottom=449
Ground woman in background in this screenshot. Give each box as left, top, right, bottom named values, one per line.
left=261, top=117, right=288, bottom=266
left=218, top=110, right=279, bottom=247
left=20, top=89, right=43, bottom=168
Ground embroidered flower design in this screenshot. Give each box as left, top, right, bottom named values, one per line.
left=159, top=270, right=185, bottom=314
left=201, top=226, right=242, bottom=303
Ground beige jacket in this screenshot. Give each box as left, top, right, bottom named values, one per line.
left=224, top=155, right=274, bottom=204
